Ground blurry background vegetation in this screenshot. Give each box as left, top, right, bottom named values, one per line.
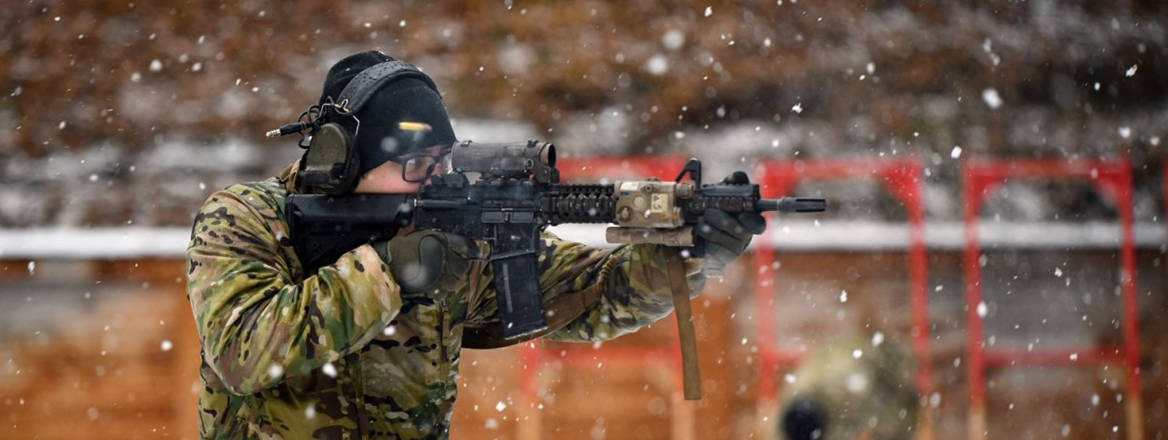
left=1, top=0, right=1166, bottom=226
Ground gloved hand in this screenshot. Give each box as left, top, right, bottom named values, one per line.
left=374, top=230, right=472, bottom=299
left=693, top=172, right=767, bottom=275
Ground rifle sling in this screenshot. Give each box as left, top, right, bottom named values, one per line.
left=665, top=247, right=702, bottom=400
left=461, top=280, right=604, bottom=349
left=461, top=250, right=624, bottom=349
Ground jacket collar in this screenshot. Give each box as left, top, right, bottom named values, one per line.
left=277, top=159, right=301, bottom=194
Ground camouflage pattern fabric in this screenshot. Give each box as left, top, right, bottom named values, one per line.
left=777, top=335, right=918, bottom=440
left=186, top=161, right=705, bottom=439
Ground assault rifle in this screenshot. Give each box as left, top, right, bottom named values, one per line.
left=286, top=140, right=825, bottom=399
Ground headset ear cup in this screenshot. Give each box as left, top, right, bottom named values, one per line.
left=301, top=122, right=357, bottom=195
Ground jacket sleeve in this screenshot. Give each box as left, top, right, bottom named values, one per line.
left=541, top=234, right=706, bottom=342
left=464, top=231, right=704, bottom=343
left=186, top=185, right=402, bottom=395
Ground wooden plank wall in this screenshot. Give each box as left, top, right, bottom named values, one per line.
left=2, top=252, right=1163, bottom=439
left=0, top=259, right=199, bottom=440
left=0, top=258, right=742, bottom=440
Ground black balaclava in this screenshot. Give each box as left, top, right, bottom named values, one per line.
left=318, top=50, right=458, bottom=177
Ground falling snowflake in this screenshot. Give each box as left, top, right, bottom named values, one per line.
left=160, top=340, right=173, bottom=351
left=704, top=6, right=712, bottom=17
left=150, top=59, right=162, bottom=72
left=791, top=102, right=803, bottom=114
left=662, top=29, right=685, bottom=50
left=645, top=54, right=668, bottom=75
left=1125, top=65, right=1138, bottom=77
left=322, top=362, right=338, bottom=378
left=981, top=88, right=1002, bottom=109
left=950, top=146, right=963, bottom=159
left=845, top=372, right=868, bottom=393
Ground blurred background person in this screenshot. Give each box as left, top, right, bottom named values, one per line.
left=779, top=334, right=918, bottom=440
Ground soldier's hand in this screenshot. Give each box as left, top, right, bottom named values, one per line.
left=376, top=230, right=472, bottom=299
left=694, top=172, right=767, bottom=275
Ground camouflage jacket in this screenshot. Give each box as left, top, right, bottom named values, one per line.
left=777, top=335, right=918, bottom=440
left=186, top=161, right=704, bottom=439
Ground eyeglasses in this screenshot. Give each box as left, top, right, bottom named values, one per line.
left=394, top=147, right=451, bottom=183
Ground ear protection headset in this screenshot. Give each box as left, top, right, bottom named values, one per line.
left=267, top=60, right=441, bottom=195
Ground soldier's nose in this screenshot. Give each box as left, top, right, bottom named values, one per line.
left=781, top=397, right=828, bottom=440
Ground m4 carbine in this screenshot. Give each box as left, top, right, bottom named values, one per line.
left=287, top=140, right=825, bottom=399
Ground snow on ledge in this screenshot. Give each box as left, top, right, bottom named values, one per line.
left=0, top=227, right=192, bottom=259
left=551, top=221, right=1166, bottom=251
left=757, top=221, right=1166, bottom=251
left=0, top=222, right=1163, bottom=260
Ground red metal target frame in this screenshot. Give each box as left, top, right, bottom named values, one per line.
left=962, top=158, right=1143, bottom=440
left=753, top=158, right=933, bottom=439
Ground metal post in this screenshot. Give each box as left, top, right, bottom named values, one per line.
left=962, top=161, right=990, bottom=440
left=1113, top=162, right=1144, bottom=440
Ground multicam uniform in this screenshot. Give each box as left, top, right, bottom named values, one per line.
left=777, top=336, right=918, bottom=440
left=186, top=161, right=704, bottom=439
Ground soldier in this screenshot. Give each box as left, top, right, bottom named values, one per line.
left=778, top=335, right=919, bottom=440
left=186, top=50, right=766, bottom=439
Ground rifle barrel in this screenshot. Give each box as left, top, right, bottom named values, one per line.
left=759, top=197, right=827, bottom=213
